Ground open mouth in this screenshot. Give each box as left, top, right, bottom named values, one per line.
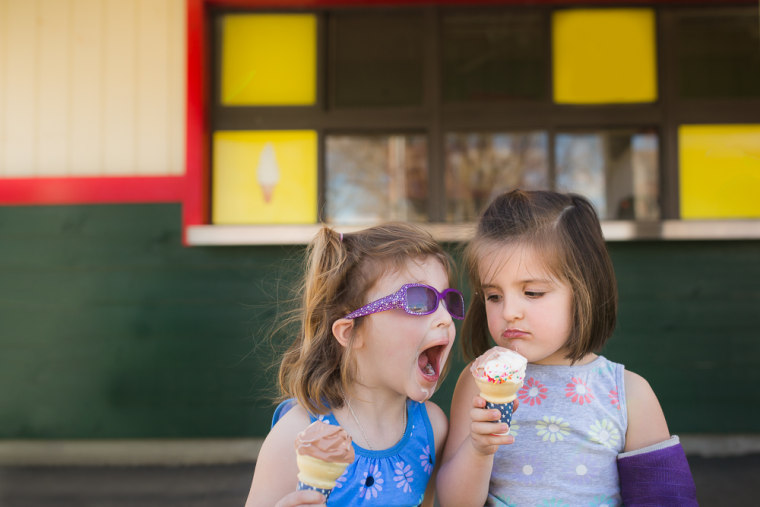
left=417, top=344, right=447, bottom=382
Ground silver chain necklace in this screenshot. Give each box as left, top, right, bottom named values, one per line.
left=344, top=396, right=406, bottom=452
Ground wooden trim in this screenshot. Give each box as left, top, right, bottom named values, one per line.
left=2, top=433, right=756, bottom=466
left=183, top=0, right=209, bottom=246
left=0, top=177, right=184, bottom=206
left=186, top=220, right=760, bottom=245
left=0, top=439, right=264, bottom=466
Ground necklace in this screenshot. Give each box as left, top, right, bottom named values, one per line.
left=344, top=396, right=407, bottom=452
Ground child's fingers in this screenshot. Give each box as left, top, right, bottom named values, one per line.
left=472, top=394, right=487, bottom=409
left=470, top=406, right=502, bottom=423
left=472, top=420, right=511, bottom=437
left=470, top=425, right=516, bottom=455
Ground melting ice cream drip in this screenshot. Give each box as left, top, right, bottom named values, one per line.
left=256, top=142, right=280, bottom=203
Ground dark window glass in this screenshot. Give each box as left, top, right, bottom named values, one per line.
left=441, top=10, right=547, bottom=102
left=677, top=9, right=760, bottom=99
left=331, top=11, right=424, bottom=107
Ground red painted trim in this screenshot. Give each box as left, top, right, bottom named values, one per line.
left=204, top=0, right=753, bottom=6
left=184, top=0, right=209, bottom=245
left=0, top=177, right=184, bottom=206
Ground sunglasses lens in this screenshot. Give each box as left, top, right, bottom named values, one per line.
left=445, top=291, right=465, bottom=319
left=406, top=286, right=437, bottom=314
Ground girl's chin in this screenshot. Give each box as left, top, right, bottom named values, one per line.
left=410, top=383, right=435, bottom=402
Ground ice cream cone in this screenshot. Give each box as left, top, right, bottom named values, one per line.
left=260, top=184, right=275, bottom=203
left=294, top=421, right=355, bottom=499
left=471, top=347, right=527, bottom=435
left=474, top=377, right=522, bottom=404
left=296, top=454, right=351, bottom=497
left=256, top=142, right=280, bottom=204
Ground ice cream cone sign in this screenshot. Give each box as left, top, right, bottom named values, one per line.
left=256, top=142, right=280, bottom=203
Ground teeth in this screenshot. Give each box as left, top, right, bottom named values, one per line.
left=424, top=363, right=435, bottom=375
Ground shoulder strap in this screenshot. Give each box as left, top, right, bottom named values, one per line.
left=271, top=398, right=296, bottom=428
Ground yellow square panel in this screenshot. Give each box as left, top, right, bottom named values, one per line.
left=221, top=14, right=316, bottom=105
left=213, top=130, right=318, bottom=224
left=679, top=125, right=760, bottom=219
left=553, top=9, right=657, bottom=104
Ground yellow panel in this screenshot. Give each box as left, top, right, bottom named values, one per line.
left=553, top=9, right=657, bottom=104
left=679, top=125, right=760, bottom=219
left=212, top=130, right=318, bottom=224
left=221, top=14, right=316, bottom=105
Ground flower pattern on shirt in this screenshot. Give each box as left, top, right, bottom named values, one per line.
left=492, top=494, right=518, bottom=507
left=536, top=415, right=571, bottom=442
left=333, top=472, right=348, bottom=489
left=565, top=377, right=595, bottom=405
left=588, top=419, right=621, bottom=449
left=393, top=461, right=414, bottom=493
left=589, top=494, right=620, bottom=506
left=519, top=377, right=548, bottom=406
left=537, top=499, right=570, bottom=507
left=419, top=445, right=433, bottom=473
left=608, top=389, right=620, bottom=410
left=359, top=463, right=384, bottom=499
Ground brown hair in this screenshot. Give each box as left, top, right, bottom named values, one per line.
left=278, top=222, right=455, bottom=415
left=462, top=189, right=617, bottom=363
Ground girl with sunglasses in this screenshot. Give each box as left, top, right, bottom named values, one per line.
left=437, top=190, right=696, bottom=506
left=246, top=222, right=464, bottom=507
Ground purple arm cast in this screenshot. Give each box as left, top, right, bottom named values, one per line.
left=617, top=436, right=698, bottom=506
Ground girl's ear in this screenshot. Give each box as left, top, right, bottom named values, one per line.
left=332, top=318, right=360, bottom=348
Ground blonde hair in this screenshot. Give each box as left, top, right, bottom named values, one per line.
left=278, top=222, right=455, bottom=415
left=462, top=189, right=617, bottom=363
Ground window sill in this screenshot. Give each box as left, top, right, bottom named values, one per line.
left=186, top=220, right=760, bottom=246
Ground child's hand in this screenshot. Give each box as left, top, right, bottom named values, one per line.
left=273, top=489, right=326, bottom=507
left=468, top=395, right=519, bottom=456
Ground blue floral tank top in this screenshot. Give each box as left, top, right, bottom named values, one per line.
left=274, top=398, right=435, bottom=506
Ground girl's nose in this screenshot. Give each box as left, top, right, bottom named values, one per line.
left=503, top=297, right=523, bottom=322
left=434, top=300, right=454, bottom=326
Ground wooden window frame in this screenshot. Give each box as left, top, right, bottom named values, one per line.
left=184, top=0, right=760, bottom=245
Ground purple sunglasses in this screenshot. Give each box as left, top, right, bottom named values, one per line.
left=343, top=283, right=465, bottom=320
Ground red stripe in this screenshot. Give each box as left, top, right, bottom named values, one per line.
left=0, top=176, right=184, bottom=205
left=184, top=0, right=209, bottom=238
left=204, top=0, right=752, bottom=6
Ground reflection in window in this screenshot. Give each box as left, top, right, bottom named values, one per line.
left=444, top=132, right=548, bottom=222
left=556, top=130, right=659, bottom=220
left=325, top=135, right=428, bottom=223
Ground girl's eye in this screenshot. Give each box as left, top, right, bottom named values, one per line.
left=485, top=293, right=501, bottom=303
left=525, top=291, right=545, bottom=298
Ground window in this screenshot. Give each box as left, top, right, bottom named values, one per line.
left=193, top=2, right=760, bottom=243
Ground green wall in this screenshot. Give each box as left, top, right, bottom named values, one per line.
left=1, top=204, right=758, bottom=438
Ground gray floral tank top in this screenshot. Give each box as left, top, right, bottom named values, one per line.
left=487, top=355, right=627, bottom=507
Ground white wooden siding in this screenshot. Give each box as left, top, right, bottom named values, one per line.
left=0, top=0, right=186, bottom=177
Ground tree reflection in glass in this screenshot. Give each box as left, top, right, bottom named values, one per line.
left=556, top=130, right=659, bottom=220
left=325, top=135, right=428, bottom=224
left=444, top=132, right=548, bottom=222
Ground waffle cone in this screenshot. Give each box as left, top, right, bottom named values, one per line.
left=296, top=454, right=351, bottom=490
left=475, top=377, right=522, bottom=403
